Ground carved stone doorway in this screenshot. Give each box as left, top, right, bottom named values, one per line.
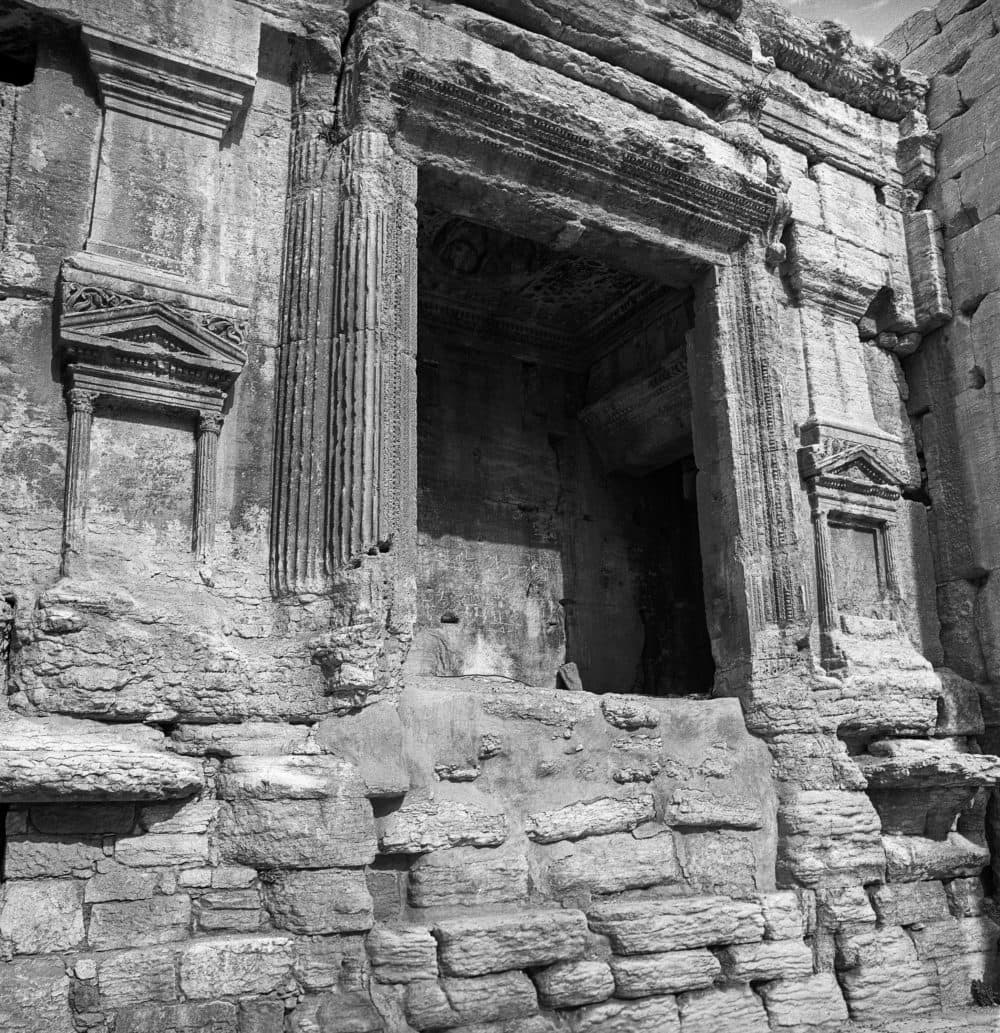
left=407, top=199, right=715, bottom=695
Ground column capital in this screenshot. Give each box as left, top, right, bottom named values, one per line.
left=197, top=413, right=224, bottom=437
left=66, top=388, right=99, bottom=415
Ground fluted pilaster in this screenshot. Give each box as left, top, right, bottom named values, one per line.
left=271, top=90, right=418, bottom=595
left=61, top=388, right=98, bottom=577
left=194, top=413, right=223, bottom=562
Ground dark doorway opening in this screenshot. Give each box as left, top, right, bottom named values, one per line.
left=409, top=203, right=715, bottom=696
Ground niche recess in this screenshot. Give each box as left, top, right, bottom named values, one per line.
left=410, top=204, right=714, bottom=695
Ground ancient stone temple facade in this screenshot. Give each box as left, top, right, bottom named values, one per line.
left=3, top=0, right=1000, bottom=1029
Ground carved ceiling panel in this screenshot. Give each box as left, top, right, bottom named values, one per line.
left=418, top=204, right=675, bottom=368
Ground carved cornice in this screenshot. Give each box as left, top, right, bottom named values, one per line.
left=393, top=69, right=777, bottom=246
left=80, top=26, right=255, bottom=139
left=755, top=20, right=927, bottom=122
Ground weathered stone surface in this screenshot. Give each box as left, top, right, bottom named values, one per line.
left=871, top=880, right=951, bottom=926
left=85, top=865, right=159, bottom=903
left=0, top=957, right=73, bottom=1032
left=98, top=946, right=178, bottom=1006
left=676, top=985, right=769, bottom=1033
left=600, top=696, right=660, bottom=730
left=836, top=925, right=939, bottom=1022
left=89, top=894, right=192, bottom=950
left=884, top=833, right=990, bottom=881
left=564, top=994, right=680, bottom=1033
left=405, top=972, right=538, bottom=1029
left=115, top=1001, right=238, bottom=1033
left=216, top=756, right=376, bottom=869
left=717, top=938, right=814, bottom=981
left=116, top=832, right=210, bottom=868
left=263, top=869, right=373, bottom=934
left=367, top=925, right=438, bottom=983
left=588, top=896, right=763, bottom=954
left=434, top=910, right=587, bottom=976
left=0, top=879, right=83, bottom=954
left=757, top=891, right=810, bottom=940
left=544, top=830, right=683, bottom=896
left=179, top=936, right=294, bottom=999
left=0, top=717, right=203, bottom=802
left=610, top=949, right=720, bottom=997
left=378, top=793, right=508, bottom=853
left=409, top=848, right=529, bottom=908
left=531, top=959, right=615, bottom=1008
left=139, top=798, right=219, bottom=834
left=289, top=992, right=383, bottom=1033
left=758, top=973, right=849, bottom=1030
left=4, top=835, right=105, bottom=878
left=525, top=793, right=654, bottom=843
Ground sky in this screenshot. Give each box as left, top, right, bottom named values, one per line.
left=775, top=0, right=932, bottom=45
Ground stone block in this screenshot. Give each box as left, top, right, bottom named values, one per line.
left=409, top=848, right=529, bottom=908
left=89, top=894, right=192, bottom=950
left=378, top=793, right=508, bottom=853
left=0, top=957, right=73, bottom=1032
left=434, top=910, right=587, bottom=976
left=531, top=959, right=614, bottom=1008
left=139, top=798, right=219, bottom=834
left=758, top=973, right=849, bottom=1031
left=289, top=992, right=383, bottom=1032
left=884, top=832, right=989, bottom=881
left=0, top=878, right=84, bottom=954
left=564, top=994, right=680, bottom=1033
left=675, top=830, right=760, bottom=895
left=98, top=945, right=178, bottom=1006
left=238, top=997, right=285, bottom=1033
left=85, top=864, right=159, bottom=902
left=115, top=1001, right=237, bottom=1033
left=115, top=832, right=210, bottom=867
left=676, top=984, right=769, bottom=1033
left=588, top=896, right=763, bottom=954
left=909, top=915, right=1000, bottom=960
left=263, top=869, right=374, bottom=935
left=525, top=793, right=654, bottom=843
left=171, top=722, right=312, bottom=758
left=870, top=880, right=950, bottom=926
left=194, top=888, right=265, bottom=933
left=756, top=891, right=808, bottom=940
left=610, top=949, right=720, bottom=997
left=367, top=925, right=438, bottom=983
left=717, top=938, right=814, bottom=981
left=179, top=935, right=294, bottom=999
left=838, top=956, right=937, bottom=1023
left=544, top=830, right=683, bottom=896
left=441, top=972, right=539, bottom=1026
left=216, top=756, right=376, bottom=869
left=4, top=835, right=105, bottom=879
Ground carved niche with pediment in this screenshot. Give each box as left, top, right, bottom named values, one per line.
left=799, top=430, right=907, bottom=662
left=57, top=281, right=247, bottom=573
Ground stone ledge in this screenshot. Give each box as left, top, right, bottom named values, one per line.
left=0, top=717, right=203, bottom=802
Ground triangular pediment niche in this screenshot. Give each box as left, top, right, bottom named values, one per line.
left=812, top=445, right=905, bottom=496
left=63, top=302, right=246, bottom=374
left=60, top=299, right=247, bottom=415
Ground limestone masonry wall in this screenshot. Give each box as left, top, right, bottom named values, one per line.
left=3, top=0, right=1000, bottom=1031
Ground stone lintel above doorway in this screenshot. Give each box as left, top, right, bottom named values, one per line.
left=338, top=2, right=783, bottom=262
